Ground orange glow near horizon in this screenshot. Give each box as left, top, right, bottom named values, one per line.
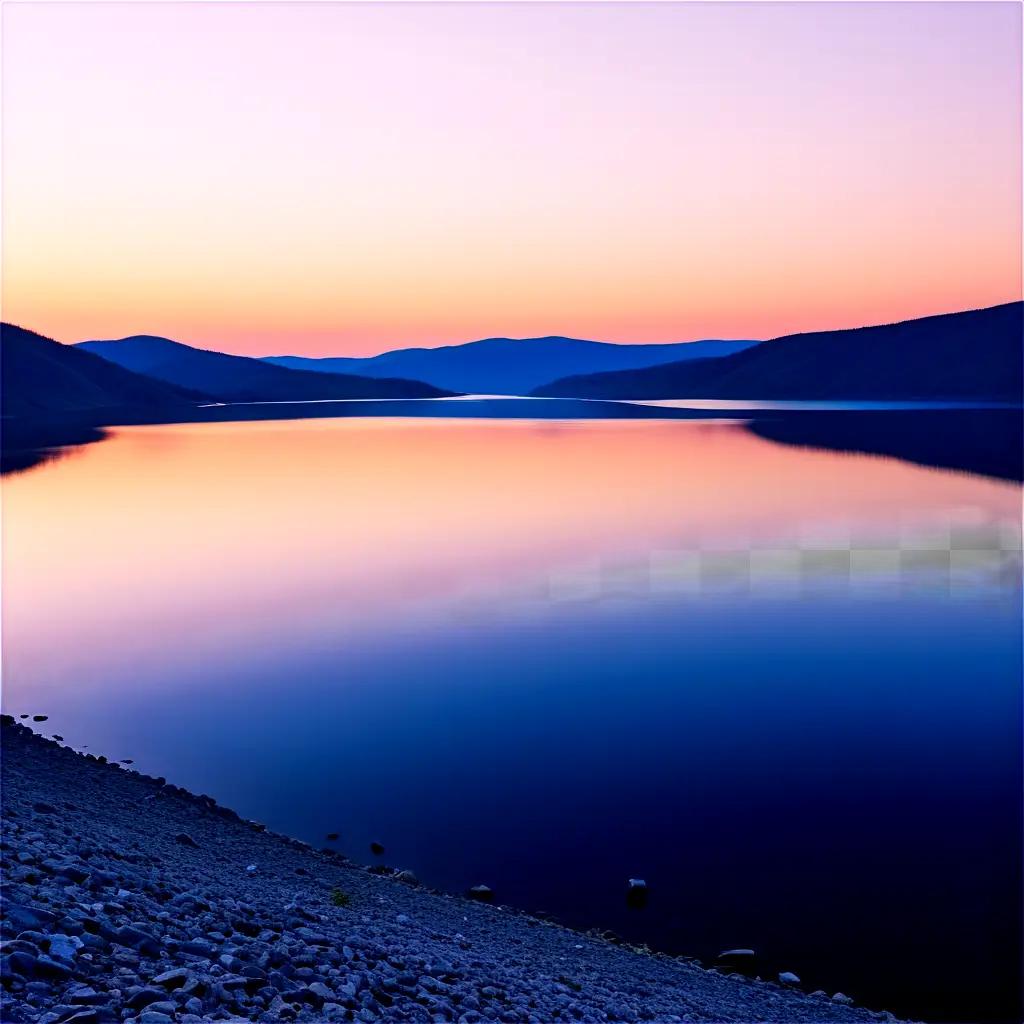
left=2, top=2, right=1021, bottom=356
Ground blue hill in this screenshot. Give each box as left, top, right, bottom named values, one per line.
left=265, top=337, right=758, bottom=395
left=76, top=336, right=453, bottom=402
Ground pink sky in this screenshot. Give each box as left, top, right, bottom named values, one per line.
left=2, top=2, right=1021, bottom=357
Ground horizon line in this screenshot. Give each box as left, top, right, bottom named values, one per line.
left=6, top=297, right=1021, bottom=361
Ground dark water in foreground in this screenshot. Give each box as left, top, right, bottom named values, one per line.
left=2, top=412, right=1021, bottom=1022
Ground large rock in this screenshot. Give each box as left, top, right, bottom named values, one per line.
left=47, top=934, right=83, bottom=961
left=67, top=987, right=109, bottom=1006
left=116, top=927, right=161, bottom=957
left=716, top=949, right=757, bottom=975
left=5, top=901, right=58, bottom=931
left=6, top=951, right=38, bottom=977
left=34, top=954, right=73, bottom=980
left=126, top=988, right=167, bottom=1010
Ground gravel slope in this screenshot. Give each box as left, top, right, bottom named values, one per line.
left=1, top=719, right=906, bottom=1024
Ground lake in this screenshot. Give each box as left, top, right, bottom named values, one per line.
left=2, top=410, right=1021, bottom=1022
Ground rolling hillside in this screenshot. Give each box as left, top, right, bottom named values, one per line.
left=1, top=324, right=203, bottom=418
left=532, top=304, right=1023, bottom=402
left=77, top=336, right=454, bottom=401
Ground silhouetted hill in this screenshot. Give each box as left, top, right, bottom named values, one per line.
left=533, top=304, right=1024, bottom=401
left=1, top=323, right=202, bottom=418
left=77, top=336, right=454, bottom=401
left=265, top=337, right=757, bottom=395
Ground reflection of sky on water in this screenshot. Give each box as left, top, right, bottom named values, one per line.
left=2, top=416, right=1020, bottom=1022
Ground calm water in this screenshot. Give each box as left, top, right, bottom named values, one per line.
left=3, top=414, right=1021, bottom=1022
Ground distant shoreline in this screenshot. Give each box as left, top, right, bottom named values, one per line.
left=3, top=400, right=1021, bottom=483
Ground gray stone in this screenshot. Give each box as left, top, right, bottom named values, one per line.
left=152, top=967, right=190, bottom=988
left=5, top=903, right=57, bottom=932
left=7, top=951, right=38, bottom=977
left=57, top=863, right=90, bottom=884
left=34, top=955, right=73, bottom=980
left=126, top=987, right=167, bottom=1010
left=68, top=987, right=108, bottom=1005
left=116, top=927, right=161, bottom=957
left=47, top=934, right=83, bottom=960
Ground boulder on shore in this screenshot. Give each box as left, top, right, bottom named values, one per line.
left=467, top=884, right=494, bottom=903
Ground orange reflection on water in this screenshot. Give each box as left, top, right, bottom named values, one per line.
left=2, top=417, right=1018, bottom=694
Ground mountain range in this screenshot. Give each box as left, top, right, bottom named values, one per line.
left=75, top=336, right=452, bottom=402
left=3, top=303, right=1021, bottom=475
left=265, top=337, right=757, bottom=395
left=533, top=302, right=1023, bottom=401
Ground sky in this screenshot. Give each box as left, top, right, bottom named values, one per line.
left=2, top=2, right=1021, bottom=357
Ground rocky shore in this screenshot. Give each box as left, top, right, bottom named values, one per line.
left=1, top=718, right=905, bottom=1024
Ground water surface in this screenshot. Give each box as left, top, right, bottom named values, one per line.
left=2, top=415, right=1020, bottom=1022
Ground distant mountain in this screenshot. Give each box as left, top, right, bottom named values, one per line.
left=1, top=323, right=202, bottom=419
left=533, top=304, right=1024, bottom=402
left=265, top=337, right=758, bottom=395
left=76, top=336, right=454, bottom=402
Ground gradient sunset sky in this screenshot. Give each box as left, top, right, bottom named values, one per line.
left=2, top=2, right=1021, bottom=357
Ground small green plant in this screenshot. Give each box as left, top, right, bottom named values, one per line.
left=330, top=888, right=351, bottom=908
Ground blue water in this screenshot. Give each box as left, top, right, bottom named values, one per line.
left=59, top=594, right=1023, bottom=1021
left=3, top=414, right=1020, bottom=1021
